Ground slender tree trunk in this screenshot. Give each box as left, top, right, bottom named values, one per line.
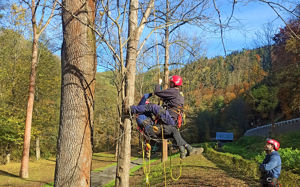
left=6, top=154, right=11, bottom=165
left=19, top=0, right=56, bottom=178
left=115, top=117, right=120, bottom=159
left=5, top=144, right=10, bottom=165
left=20, top=35, right=39, bottom=179
left=115, top=139, right=119, bottom=159
left=54, top=0, right=96, bottom=186
left=163, top=0, right=170, bottom=89
left=36, top=137, right=40, bottom=160
left=115, top=0, right=138, bottom=186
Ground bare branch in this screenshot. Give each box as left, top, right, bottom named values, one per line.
left=213, top=0, right=226, bottom=56
left=225, top=0, right=236, bottom=26
left=136, top=0, right=154, bottom=39
left=56, top=0, right=122, bottom=63
left=39, top=0, right=57, bottom=36
left=259, top=0, right=300, bottom=19
left=260, top=0, right=300, bottom=40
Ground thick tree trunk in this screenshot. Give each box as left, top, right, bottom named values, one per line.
left=163, top=0, right=170, bottom=89
left=36, top=137, right=40, bottom=160
left=115, top=0, right=138, bottom=186
left=20, top=35, right=39, bottom=179
left=54, top=0, right=96, bottom=186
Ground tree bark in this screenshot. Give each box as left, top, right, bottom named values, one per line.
left=54, top=0, right=96, bottom=186
left=163, top=0, right=170, bottom=89
left=115, top=1, right=138, bottom=186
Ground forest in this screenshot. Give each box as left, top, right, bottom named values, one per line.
left=0, top=0, right=299, bottom=187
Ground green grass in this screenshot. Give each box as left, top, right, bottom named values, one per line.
left=44, top=182, right=54, bottom=187
left=41, top=152, right=118, bottom=187
left=221, top=132, right=300, bottom=175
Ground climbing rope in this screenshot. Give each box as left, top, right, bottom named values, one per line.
left=142, top=141, right=151, bottom=186
left=169, top=148, right=182, bottom=181
left=161, top=124, right=183, bottom=185
left=161, top=125, right=168, bottom=187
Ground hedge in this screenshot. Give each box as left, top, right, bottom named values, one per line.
left=204, top=148, right=300, bottom=186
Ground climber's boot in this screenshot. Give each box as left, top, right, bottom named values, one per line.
left=179, top=146, right=186, bottom=159
left=185, top=144, right=204, bottom=157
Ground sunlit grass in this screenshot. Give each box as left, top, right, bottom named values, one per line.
left=0, top=152, right=118, bottom=187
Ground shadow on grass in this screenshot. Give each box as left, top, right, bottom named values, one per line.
left=0, top=170, right=49, bottom=186
left=0, top=170, right=19, bottom=178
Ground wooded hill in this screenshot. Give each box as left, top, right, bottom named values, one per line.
left=0, top=18, right=299, bottom=163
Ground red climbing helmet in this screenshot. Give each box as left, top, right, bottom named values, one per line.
left=169, top=75, right=182, bottom=86
left=267, top=139, right=280, bottom=151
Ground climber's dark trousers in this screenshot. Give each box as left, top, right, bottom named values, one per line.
left=130, top=104, right=175, bottom=126
left=131, top=104, right=187, bottom=146
left=163, top=125, right=187, bottom=146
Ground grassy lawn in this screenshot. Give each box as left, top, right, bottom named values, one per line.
left=0, top=152, right=116, bottom=187
left=129, top=152, right=258, bottom=186
left=0, top=158, right=56, bottom=187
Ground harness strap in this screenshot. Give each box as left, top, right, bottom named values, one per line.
left=169, top=106, right=184, bottom=128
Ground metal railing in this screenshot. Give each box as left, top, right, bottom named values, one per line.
left=244, top=117, right=300, bottom=137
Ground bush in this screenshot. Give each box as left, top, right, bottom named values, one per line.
left=205, top=148, right=260, bottom=179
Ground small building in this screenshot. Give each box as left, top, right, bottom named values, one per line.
left=216, top=132, right=233, bottom=147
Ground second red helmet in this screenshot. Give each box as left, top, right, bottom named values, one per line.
left=267, top=139, right=280, bottom=151
left=169, top=75, right=182, bottom=86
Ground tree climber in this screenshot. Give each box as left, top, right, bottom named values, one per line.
left=259, top=138, right=281, bottom=187
left=130, top=75, right=203, bottom=158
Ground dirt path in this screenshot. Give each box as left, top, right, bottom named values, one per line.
left=91, top=158, right=143, bottom=187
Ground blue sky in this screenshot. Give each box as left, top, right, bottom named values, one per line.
left=3, top=0, right=294, bottom=64
left=203, top=1, right=286, bottom=58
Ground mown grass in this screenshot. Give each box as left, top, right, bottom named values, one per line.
left=0, top=152, right=116, bottom=187
left=0, top=158, right=56, bottom=187
left=129, top=151, right=257, bottom=186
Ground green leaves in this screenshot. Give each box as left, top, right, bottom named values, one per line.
left=250, top=85, right=278, bottom=114
left=0, top=113, right=24, bottom=145
left=0, top=29, right=61, bottom=159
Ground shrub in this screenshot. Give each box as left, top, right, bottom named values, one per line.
left=205, top=148, right=300, bottom=186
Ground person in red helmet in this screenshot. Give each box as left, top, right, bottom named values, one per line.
left=259, top=138, right=281, bottom=187
left=130, top=75, right=203, bottom=158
